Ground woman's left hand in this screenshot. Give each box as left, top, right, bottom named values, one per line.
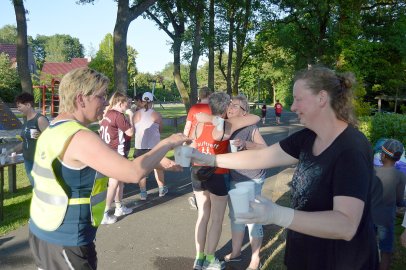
left=235, top=196, right=294, bottom=227
left=232, top=139, right=246, bottom=150
left=160, top=158, right=183, bottom=172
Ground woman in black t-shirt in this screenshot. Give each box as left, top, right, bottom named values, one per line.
left=15, top=93, right=49, bottom=186
left=191, top=66, right=379, bottom=270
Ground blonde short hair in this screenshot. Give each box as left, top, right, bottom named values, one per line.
left=58, top=67, right=110, bottom=113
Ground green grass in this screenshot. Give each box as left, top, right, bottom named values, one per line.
left=392, top=215, right=406, bottom=270
left=0, top=164, right=32, bottom=236
left=154, top=103, right=187, bottom=118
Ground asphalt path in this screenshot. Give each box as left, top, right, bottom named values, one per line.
left=0, top=110, right=302, bottom=270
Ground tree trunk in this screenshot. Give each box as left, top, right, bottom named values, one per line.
left=226, top=8, right=234, bottom=95
left=189, top=0, right=203, bottom=106
left=173, top=37, right=190, bottom=110
left=114, top=0, right=131, bottom=93
left=13, top=0, right=32, bottom=94
left=114, top=0, right=158, bottom=93
left=208, top=0, right=215, bottom=91
left=232, top=0, right=251, bottom=96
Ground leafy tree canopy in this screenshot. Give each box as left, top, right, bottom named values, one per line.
left=0, top=24, right=17, bottom=43
left=0, top=53, right=21, bottom=102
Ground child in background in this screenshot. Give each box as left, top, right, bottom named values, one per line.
left=274, top=100, right=283, bottom=124
left=372, top=139, right=406, bottom=270
left=261, top=103, right=266, bottom=124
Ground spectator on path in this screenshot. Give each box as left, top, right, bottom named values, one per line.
left=184, top=87, right=212, bottom=138
left=274, top=100, right=283, bottom=124
left=133, top=92, right=168, bottom=200
left=183, top=86, right=212, bottom=210
left=99, top=91, right=134, bottom=225
left=225, top=95, right=267, bottom=270
left=191, top=92, right=260, bottom=270
left=15, top=93, right=49, bottom=186
left=124, top=93, right=142, bottom=128
left=261, top=103, right=267, bottom=124
left=132, top=93, right=143, bottom=112
left=28, top=67, right=189, bottom=270
left=190, top=66, right=379, bottom=270
left=371, top=139, right=406, bottom=270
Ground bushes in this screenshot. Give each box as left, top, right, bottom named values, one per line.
left=358, top=113, right=406, bottom=147
left=0, top=53, right=22, bottom=103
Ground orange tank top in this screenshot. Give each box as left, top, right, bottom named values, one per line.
left=195, top=123, right=229, bottom=174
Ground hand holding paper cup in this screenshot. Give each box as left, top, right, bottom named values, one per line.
left=229, top=140, right=238, bottom=153
left=30, top=128, right=39, bottom=139
left=174, top=145, right=193, bottom=167
left=228, top=188, right=250, bottom=214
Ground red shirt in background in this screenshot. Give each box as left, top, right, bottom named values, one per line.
left=274, top=102, right=283, bottom=114
left=186, top=103, right=211, bottom=137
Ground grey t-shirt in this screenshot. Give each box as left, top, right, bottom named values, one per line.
left=371, top=166, right=406, bottom=227
left=229, top=125, right=266, bottom=182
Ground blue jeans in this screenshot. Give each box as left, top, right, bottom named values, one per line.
left=376, top=224, right=394, bottom=253
left=228, top=178, right=264, bottom=238
left=24, top=160, right=34, bottom=186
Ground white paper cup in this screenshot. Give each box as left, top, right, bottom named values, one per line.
left=228, top=188, right=250, bottom=214
left=174, top=146, right=193, bottom=167
left=30, top=128, right=38, bottom=139
left=229, top=140, right=238, bottom=153
left=235, top=181, right=255, bottom=201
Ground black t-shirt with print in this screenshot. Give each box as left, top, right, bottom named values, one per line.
left=279, top=126, right=378, bottom=270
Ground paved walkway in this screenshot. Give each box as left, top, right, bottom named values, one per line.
left=0, top=111, right=302, bottom=270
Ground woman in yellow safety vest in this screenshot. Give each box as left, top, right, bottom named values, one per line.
left=28, top=67, right=190, bottom=270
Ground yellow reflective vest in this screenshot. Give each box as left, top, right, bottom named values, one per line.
left=30, top=121, right=108, bottom=231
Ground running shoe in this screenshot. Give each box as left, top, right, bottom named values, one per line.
left=202, top=258, right=225, bottom=270
left=159, top=186, right=168, bottom=197
left=101, top=213, right=117, bottom=225
left=140, top=191, right=148, bottom=200
left=193, top=258, right=205, bottom=270
left=114, top=205, right=132, bottom=217
left=223, top=254, right=242, bottom=263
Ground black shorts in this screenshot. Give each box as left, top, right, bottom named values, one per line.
left=29, top=231, right=97, bottom=270
left=275, top=112, right=281, bottom=117
left=191, top=167, right=229, bottom=196
left=133, top=148, right=151, bottom=158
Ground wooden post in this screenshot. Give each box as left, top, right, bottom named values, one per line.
left=8, top=165, right=17, bottom=193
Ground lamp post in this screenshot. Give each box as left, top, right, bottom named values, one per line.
left=133, top=77, right=137, bottom=98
